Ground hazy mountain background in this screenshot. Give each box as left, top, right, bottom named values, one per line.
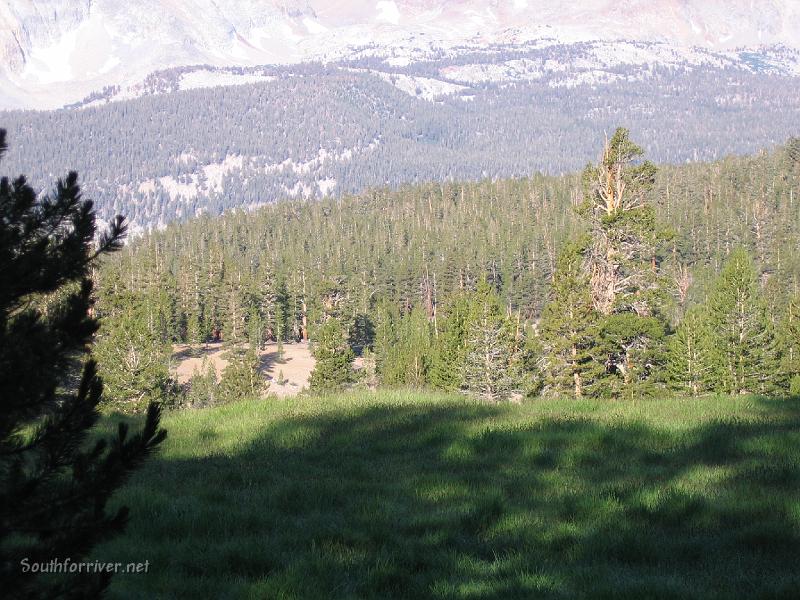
left=3, top=0, right=800, bottom=109
left=1, top=1, right=799, bottom=234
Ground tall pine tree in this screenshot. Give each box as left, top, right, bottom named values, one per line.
left=538, top=240, right=601, bottom=398
left=0, top=130, right=166, bottom=598
left=461, top=281, right=523, bottom=402
left=308, top=317, right=354, bottom=393
left=579, top=128, right=670, bottom=395
left=665, top=306, right=714, bottom=396
left=429, top=293, right=471, bottom=392
left=706, top=248, right=778, bottom=395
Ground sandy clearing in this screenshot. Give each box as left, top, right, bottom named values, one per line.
left=172, top=341, right=316, bottom=398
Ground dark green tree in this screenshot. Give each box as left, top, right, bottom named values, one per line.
left=461, top=281, right=523, bottom=402
left=706, top=248, right=778, bottom=395
left=94, top=283, right=172, bottom=411
left=538, top=241, right=602, bottom=398
left=246, top=305, right=265, bottom=351
left=218, top=347, right=264, bottom=403
left=579, top=128, right=671, bottom=395
left=308, top=317, right=354, bottom=393
left=369, top=301, right=435, bottom=387
left=385, top=307, right=434, bottom=387
left=598, top=313, right=666, bottom=398
left=348, top=313, right=375, bottom=356
left=665, top=306, right=714, bottom=396
left=372, top=299, right=399, bottom=384
left=0, top=130, right=166, bottom=598
left=429, top=293, right=471, bottom=392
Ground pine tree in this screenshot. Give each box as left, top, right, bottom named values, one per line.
left=778, top=294, right=800, bottom=395
left=706, top=248, right=778, bottom=395
left=185, top=360, right=218, bottom=408
left=579, top=128, right=671, bottom=395
left=429, top=293, right=471, bottom=392
left=371, top=303, right=435, bottom=387
left=183, top=358, right=219, bottom=408
left=597, top=313, right=666, bottom=398
left=94, top=280, right=172, bottom=411
left=580, top=128, right=663, bottom=315
left=538, top=241, right=601, bottom=398
left=461, top=281, right=522, bottom=402
left=348, top=313, right=375, bottom=356
left=218, top=347, right=264, bottom=403
left=308, top=317, right=354, bottom=393
left=665, top=306, right=714, bottom=396
left=371, top=299, right=399, bottom=384
left=390, top=307, right=434, bottom=387
left=0, top=130, right=166, bottom=598
left=247, top=305, right=265, bottom=351
left=274, top=275, right=290, bottom=343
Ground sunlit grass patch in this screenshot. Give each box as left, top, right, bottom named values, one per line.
left=97, top=392, right=800, bottom=599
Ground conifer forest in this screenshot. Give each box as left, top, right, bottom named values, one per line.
left=3, top=3, right=800, bottom=597
left=93, top=131, right=800, bottom=406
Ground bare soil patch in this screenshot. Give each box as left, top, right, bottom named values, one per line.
left=172, top=342, right=316, bottom=397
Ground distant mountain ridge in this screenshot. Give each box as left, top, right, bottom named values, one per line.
left=2, top=0, right=800, bottom=109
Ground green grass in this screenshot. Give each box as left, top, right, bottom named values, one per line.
left=95, top=392, right=800, bottom=599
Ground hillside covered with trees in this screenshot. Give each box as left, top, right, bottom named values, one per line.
left=94, top=131, right=800, bottom=406
left=2, top=52, right=799, bottom=232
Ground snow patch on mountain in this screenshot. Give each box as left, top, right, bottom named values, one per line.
left=376, top=1, right=401, bottom=25
left=121, top=139, right=379, bottom=206
left=365, top=70, right=467, bottom=100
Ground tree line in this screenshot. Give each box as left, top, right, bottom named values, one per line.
left=93, top=130, right=800, bottom=404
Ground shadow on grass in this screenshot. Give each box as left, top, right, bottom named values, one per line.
left=101, top=399, right=800, bottom=599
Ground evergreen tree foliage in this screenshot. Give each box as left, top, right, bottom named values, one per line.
left=461, top=281, right=523, bottom=402
left=372, top=300, right=400, bottom=384
left=247, top=306, right=265, bottom=351
left=380, top=307, right=435, bottom=387
left=429, top=293, right=471, bottom=392
left=579, top=128, right=671, bottom=395
left=97, top=136, right=800, bottom=363
left=580, top=128, right=664, bottom=315
left=665, top=306, right=714, bottom=396
left=538, top=240, right=602, bottom=398
left=597, top=313, right=667, bottom=398
left=705, top=248, right=778, bottom=395
left=185, top=308, right=203, bottom=346
left=0, top=130, right=166, bottom=598
left=218, top=348, right=264, bottom=403
left=184, top=361, right=219, bottom=408
left=778, top=294, right=800, bottom=395
left=308, top=318, right=354, bottom=393
left=81, top=134, right=800, bottom=402
left=94, top=280, right=172, bottom=411
left=274, top=276, right=290, bottom=344
left=349, top=313, right=375, bottom=356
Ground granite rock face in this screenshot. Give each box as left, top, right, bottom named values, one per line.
left=1, top=0, right=799, bottom=109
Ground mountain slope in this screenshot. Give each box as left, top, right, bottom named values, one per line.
left=2, top=0, right=800, bottom=109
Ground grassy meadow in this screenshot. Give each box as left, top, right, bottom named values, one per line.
left=95, top=392, right=800, bottom=599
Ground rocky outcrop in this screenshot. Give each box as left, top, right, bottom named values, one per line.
left=1, top=0, right=799, bottom=109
